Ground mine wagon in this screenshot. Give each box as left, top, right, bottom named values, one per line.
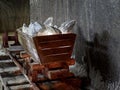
left=3, top=29, right=81, bottom=90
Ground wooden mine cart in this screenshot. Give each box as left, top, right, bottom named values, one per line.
left=15, top=29, right=81, bottom=89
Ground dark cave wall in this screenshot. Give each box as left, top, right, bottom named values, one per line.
left=32, top=0, right=120, bottom=89
left=0, top=0, right=29, bottom=33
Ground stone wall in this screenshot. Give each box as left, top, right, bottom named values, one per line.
left=30, top=0, right=120, bottom=89
left=0, top=0, right=29, bottom=32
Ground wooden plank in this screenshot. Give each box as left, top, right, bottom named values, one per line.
left=0, top=66, right=20, bottom=74
left=33, top=33, right=76, bottom=42
left=31, top=59, right=75, bottom=71
left=41, top=53, right=71, bottom=64
left=1, top=75, right=29, bottom=89
left=8, top=84, right=33, bottom=90
left=8, top=45, right=24, bottom=51
left=46, top=69, right=74, bottom=80
left=0, top=55, right=10, bottom=60
left=38, top=39, right=74, bottom=49
left=37, top=77, right=81, bottom=90
left=40, top=46, right=72, bottom=56
left=0, top=61, right=16, bottom=68
left=0, top=59, right=13, bottom=63
left=5, top=75, right=29, bottom=86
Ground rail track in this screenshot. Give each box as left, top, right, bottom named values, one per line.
left=0, top=45, right=81, bottom=90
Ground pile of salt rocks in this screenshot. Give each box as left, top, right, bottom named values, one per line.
left=22, top=17, right=76, bottom=36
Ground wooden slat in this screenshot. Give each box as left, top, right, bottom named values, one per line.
left=0, top=56, right=10, bottom=60
left=0, top=66, right=20, bottom=74
left=37, top=77, right=81, bottom=90
left=31, top=59, right=75, bottom=71
left=33, top=33, right=76, bottom=42
left=41, top=53, right=71, bottom=64
left=3, top=75, right=28, bottom=86
left=0, top=59, right=15, bottom=67
left=8, top=84, right=33, bottom=90
left=38, top=39, right=74, bottom=49
left=0, top=59, right=12, bottom=63
left=46, top=59, right=75, bottom=69
left=40, top=46, right=72, bottom=56
left=46, top=69, right=74, bottom=80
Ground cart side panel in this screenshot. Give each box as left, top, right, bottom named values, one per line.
left=33, top=33, right=76, bottom=64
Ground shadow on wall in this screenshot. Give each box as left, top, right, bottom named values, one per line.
left=74, top=25, right=87, bottom=64
left=85, top=30, right=111, bottom=81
